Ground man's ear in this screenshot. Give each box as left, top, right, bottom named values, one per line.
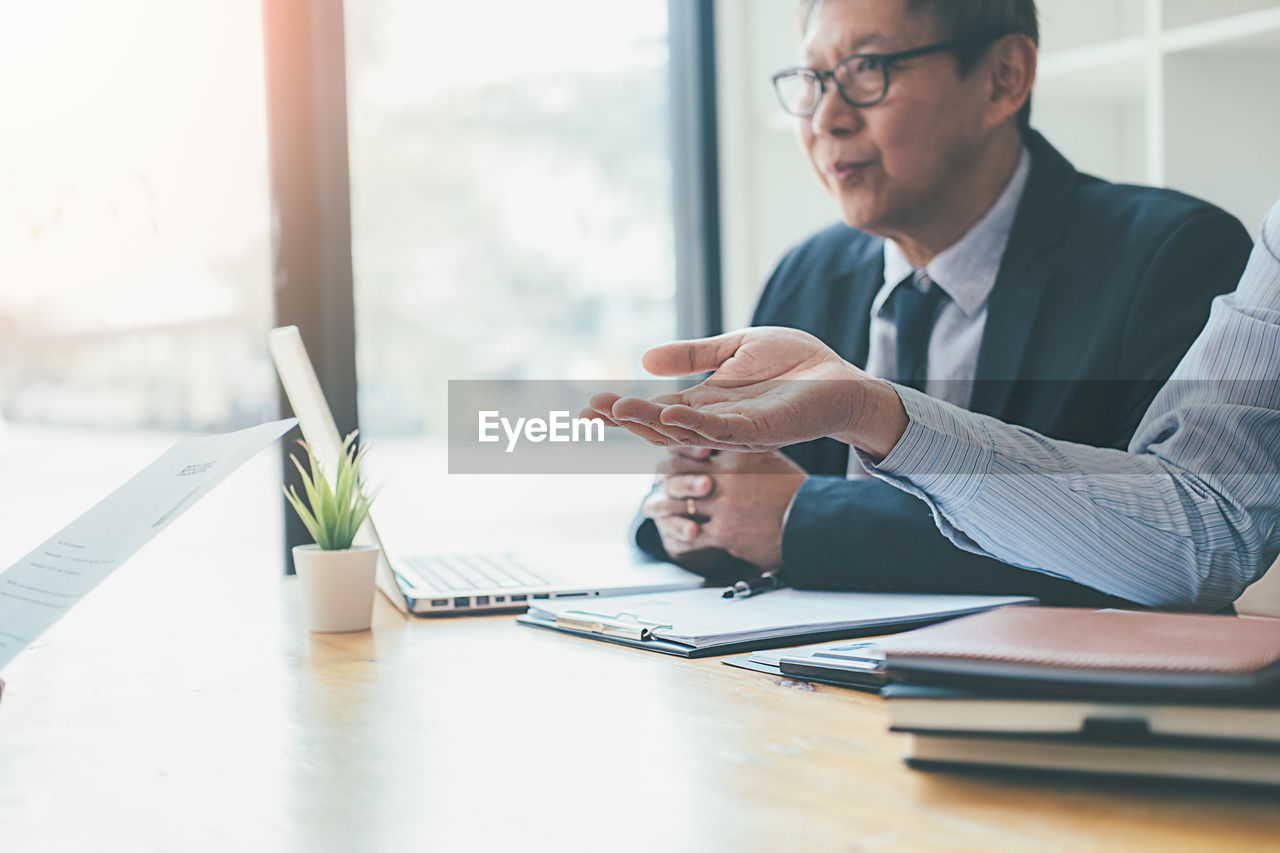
left=984, top=33, right=1037, bottom=130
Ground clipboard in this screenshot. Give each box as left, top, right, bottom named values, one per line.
left=517, top=589, right=1037, bottom=658
left=517, top=610, right=884, bottom=657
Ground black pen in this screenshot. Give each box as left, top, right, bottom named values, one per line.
left=722, top=571, right=787, bottom=599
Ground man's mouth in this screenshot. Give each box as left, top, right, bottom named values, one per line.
left=830, top=160, right=875, bottom=183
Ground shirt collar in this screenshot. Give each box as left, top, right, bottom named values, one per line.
left=875, top=146, right=1033, bottom=319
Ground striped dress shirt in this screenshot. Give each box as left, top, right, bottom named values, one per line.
left=862, top=199, right=1280, bottom=611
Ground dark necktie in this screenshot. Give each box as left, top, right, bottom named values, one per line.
left=893, top=274, right=947, bottom=392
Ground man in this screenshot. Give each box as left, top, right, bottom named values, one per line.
left=591, top=198, right=1280, bottom=612
left=631, top=0, right=1252, bottom=605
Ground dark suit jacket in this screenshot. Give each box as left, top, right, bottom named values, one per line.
left=635, top=131, right=1253, bottom=606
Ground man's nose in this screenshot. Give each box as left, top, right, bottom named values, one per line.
left=810, top=85, right=860, bottom=138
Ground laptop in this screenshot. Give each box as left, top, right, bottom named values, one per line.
left=267, top=325, right=703, bottom=616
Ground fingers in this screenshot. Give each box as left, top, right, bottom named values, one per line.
left=656, top=519, right=699, bottom=560
left=611, top=396, right=711, bottom=447
left=616, top=396, right=764, bottom=450
left=610, top=395, right=668, bottom=423
left=660, top=516, right=699, bottom=541
left=647, top=496, right=701, bottom=547
left=656, top=453, right=714, bottom=476
left=590, top=385, right=744, bottom=449
left=661, top=473, right=714, bottom=499
left=616, top=419, right=681, bottom=446
left=584, top=393, right=623, bottom=426
left=577, top=407, right=621, bottom=428
left=643, top=492, right=701, bottom=521
left=641, top=331, right=749, bottom=377
left=660, top=405, right=757, bottom=447
left=582, top=393, right=706, bottom=447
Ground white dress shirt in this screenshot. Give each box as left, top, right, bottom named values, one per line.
left=849, top=147, right=1031, bottom=478
left=865, top=146, right=1032, bottom=409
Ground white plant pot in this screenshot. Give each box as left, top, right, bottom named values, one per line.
left=292, top=544, right=380, bottom=633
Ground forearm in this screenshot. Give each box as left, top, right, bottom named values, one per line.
left=782, top=476, right=1133, bottom=606
left=861, top=387, right=1277, bottom=610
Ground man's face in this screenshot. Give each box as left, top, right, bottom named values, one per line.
left=798, top=0, right=993, bottom=237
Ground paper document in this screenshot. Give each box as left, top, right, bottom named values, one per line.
left=0, top=419, right=296, bottom=672
left=522, top=589, right=1036, bottom=656
left=534, top=589, right=1033, bottom=647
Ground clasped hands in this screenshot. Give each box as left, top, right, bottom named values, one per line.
left=642, top=446, right=806, bottom=572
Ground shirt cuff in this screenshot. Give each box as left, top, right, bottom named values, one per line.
left=855, top=384, right=995, bottom=512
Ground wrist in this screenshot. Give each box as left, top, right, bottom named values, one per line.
left=833, top=377, right=909, bottom=459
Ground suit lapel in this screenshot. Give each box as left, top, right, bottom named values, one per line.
left=829, top=239, right=884, bottom=472
left=824, top=236, right=884, bottom=369
left=969, top=132, right=1077, bottom=418
left=785, top=237, right=883, bottom=475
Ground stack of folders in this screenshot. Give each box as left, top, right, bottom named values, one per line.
left=875, top=607, right=1280, bottom=787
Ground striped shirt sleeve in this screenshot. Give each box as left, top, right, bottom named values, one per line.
left=861, top=200, right=1280, bottom=610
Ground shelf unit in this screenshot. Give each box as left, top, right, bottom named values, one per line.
left=1035, top=0, right=1280, bottom=234
left=715, top=0, right=1280, bottom=327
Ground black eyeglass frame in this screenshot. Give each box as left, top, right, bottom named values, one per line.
left=771, top=33, right=1009, bottom=116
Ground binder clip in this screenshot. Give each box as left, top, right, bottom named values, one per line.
left=555, top=610, right=673, bottom=641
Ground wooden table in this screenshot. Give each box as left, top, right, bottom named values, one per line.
left=2, top=532, right=1278, bottom=853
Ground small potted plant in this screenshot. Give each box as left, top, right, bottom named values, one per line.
left=283, top=431, right=379, bottom=632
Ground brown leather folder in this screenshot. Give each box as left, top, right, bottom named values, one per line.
left=878, top=607, right=1280, bottom=698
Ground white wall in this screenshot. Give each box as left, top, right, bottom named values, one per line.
left=715, top=0, right=838, bottom=329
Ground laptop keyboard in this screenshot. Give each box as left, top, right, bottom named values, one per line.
left=402, top=553, right=551, bottom=591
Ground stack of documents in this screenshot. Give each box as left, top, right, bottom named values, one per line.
left=876, top=607, right=1280, bottom=786
left=0, top=420, right=297, bottom=697
left=518, top=589, right=1035, bottom=657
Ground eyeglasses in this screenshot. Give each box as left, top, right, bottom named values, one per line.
left=772, top=35, right=1005, bottom=117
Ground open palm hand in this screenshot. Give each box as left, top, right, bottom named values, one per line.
left=588, top=327, right=874, bottom=452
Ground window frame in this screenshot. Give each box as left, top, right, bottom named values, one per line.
left=262, top=0, right=723, bottom=568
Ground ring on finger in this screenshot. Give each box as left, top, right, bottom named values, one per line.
left=686, top=497, right=698, bottom=516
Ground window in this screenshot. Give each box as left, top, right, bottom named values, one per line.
left=0, top=1, right=278, bottom=568
left=344, top=0, right=676, bottom=547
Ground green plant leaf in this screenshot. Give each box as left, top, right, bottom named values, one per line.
left=349, top=497, right=373, bottom=537
left=332, top=433, right=359, bottom=548
left=292, top=440, right=324, bottom=504
left=287, top=443, right=332, bottom=549
left=335, top=433, right=356, bottom=511
left=280, top=432, right=376, bottom=551
left=316, top=469, right=338, bottom=540
left=280, top=432, right=373, bottom=550
left=283, top=485, right=326, bottom=548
